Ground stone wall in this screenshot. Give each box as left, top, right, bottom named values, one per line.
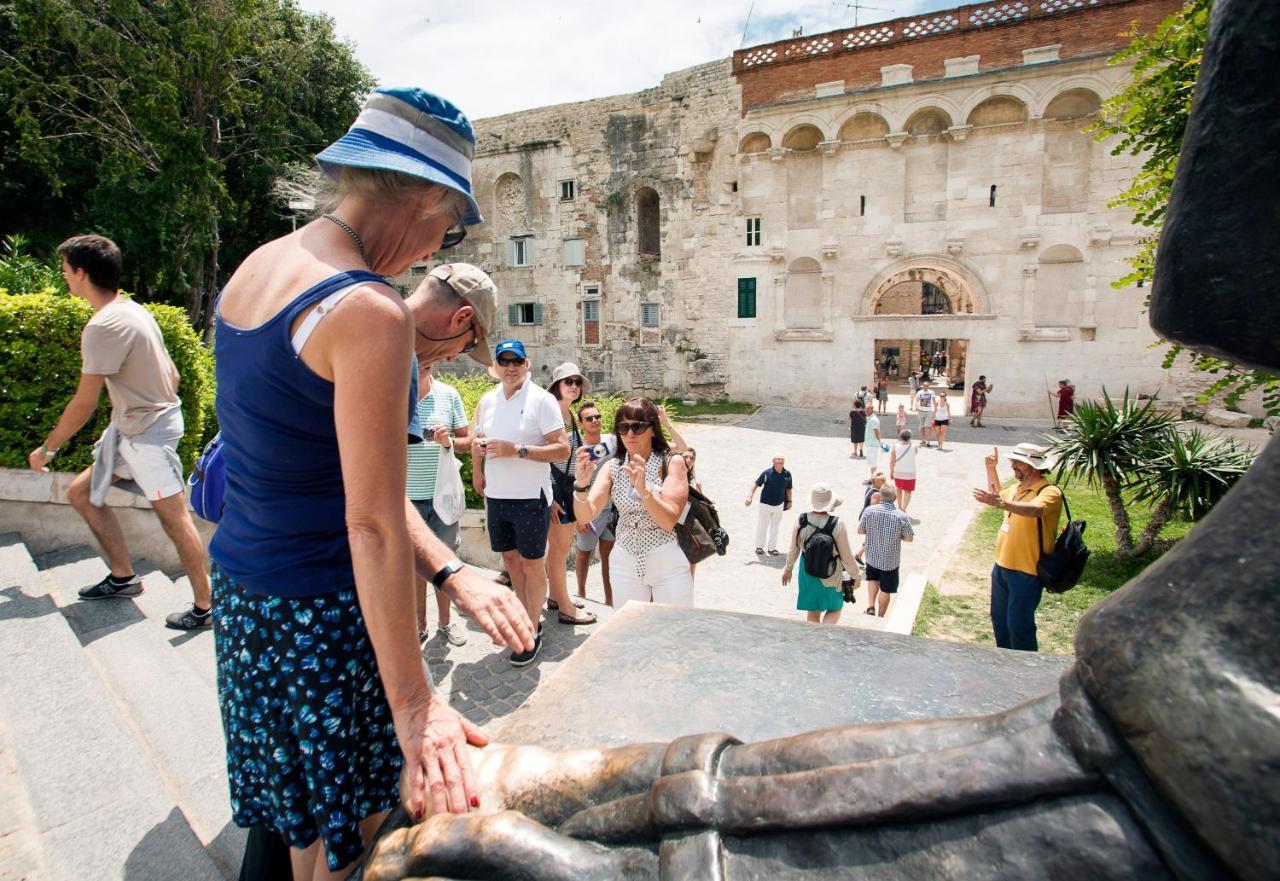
left=399, top=0, right=1188, bottom=417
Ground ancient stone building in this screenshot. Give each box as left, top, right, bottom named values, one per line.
left=403, top=0, right=1184, bottom=416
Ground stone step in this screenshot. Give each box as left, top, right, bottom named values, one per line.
left=132, top=566, right=217, bottom=692
left=0, top=537, right=226, bottom=881
left=35, top=546, right=243, bottom=878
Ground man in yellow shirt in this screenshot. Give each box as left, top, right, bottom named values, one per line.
left=972, top=444, right=1062, bottom=651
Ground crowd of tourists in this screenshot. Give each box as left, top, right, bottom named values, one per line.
left=23, top=85, right=1068, bottom=880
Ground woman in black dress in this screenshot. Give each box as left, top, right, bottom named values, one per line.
left=849, top=401, right=867, bottom=458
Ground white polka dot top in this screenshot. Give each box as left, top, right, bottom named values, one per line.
left=609, top=453, right=676, bottom=577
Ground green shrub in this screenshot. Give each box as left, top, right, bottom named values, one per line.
left=436, top=371, right=633, bottom=508
left=0, top=291, right=215, bottom=475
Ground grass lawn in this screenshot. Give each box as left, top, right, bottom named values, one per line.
left=655, top=398, right=760, bottom=419
left=913, top=484, right=1195, bottom=655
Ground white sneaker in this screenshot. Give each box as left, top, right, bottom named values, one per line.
left=439, top=621, right=468, bottom=647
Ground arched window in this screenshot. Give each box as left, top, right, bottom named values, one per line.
left=783, top=257, right=824, bottom=329
left=782, top=124, right=823, bottom=151
left=967, top=96, right=1028, bottom=127
left=636, top=187, right=660, bottom=257
left=921, top=282, right=951, bottom=315
left=1044, top=89, right=1102, bottom=122
left=738, top=132, right=771, bottom=154
left=838, top=112, right=889, bottom=141
left=905, top=108, right=952, bottom=136
left=1036, top=245, right=1085, bottom=327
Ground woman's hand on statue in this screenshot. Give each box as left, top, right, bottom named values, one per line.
left=394, top=689, right=489, bottom=819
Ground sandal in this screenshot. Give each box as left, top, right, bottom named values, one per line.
left=558, top=610, right=598, bottom=625
left=495, top=571, right=512, bottom=587
left=547, top=598, right=585, bottom=611
left=865, top=607, right=877, bottom=616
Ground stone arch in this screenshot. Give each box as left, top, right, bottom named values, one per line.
left=904, top=107, right=954, bottom=136
left=1043, top=88, right=1102, bottom=121
left=493, top=171, right=526, bottom=234
left=837, top=112, right=890, bottom=141
left=738, top=131, right=772, bottom=154
left=1036, top=245, right=1086, bottom=326
left=1033, top=75, right=1111, bottom=118
left=782, top=123, right=825, bottom=151
left=960, top=83, right=1037, bottom=125
left=892, top=95, right=962, bottom=133
left=783, top=257, right=824, bottom=329
left=636, top=186, right=660, bottom=257
left=859, top=256, right=991, bottom=317
left=967, top=95, right=1028, bottom=127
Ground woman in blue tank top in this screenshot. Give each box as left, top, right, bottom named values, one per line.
left=211, top=88, right=533, bottom=878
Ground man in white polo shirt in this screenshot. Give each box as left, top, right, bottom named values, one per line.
left=472, top=339, right=569, bottom=666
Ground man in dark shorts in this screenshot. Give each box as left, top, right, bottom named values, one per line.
left=472, top=340, right=570, bottom=666
left=857, top=484, right=914, bottom=617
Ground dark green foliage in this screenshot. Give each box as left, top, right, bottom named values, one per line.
left=0, top=0, right=375, bottom=326
left=0, top=291, right=215, bottom=474
left=1128, top=428, right=1256, bottom=522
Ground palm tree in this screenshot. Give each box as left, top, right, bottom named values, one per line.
left=1048, top=389, right=1176, bottom=558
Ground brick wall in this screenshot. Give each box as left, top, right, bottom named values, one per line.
left=733, top=0, right=1181, bottom=111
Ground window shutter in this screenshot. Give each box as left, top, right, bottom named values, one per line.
left=506, top=240, right=517, bottom=266
left=532, top=303, right=543, bottom=325
left=508, top=304, right=520, bottom=325
left=737, top=278, right=757, bottom=318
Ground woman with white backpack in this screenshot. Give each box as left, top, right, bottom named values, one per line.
left=781, top=484, right=858, bottom=625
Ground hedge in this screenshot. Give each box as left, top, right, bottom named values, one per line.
left=0, top=291, right=216, bottom=475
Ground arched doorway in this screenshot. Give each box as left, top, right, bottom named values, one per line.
left=867, top=266, right=974, bottom=408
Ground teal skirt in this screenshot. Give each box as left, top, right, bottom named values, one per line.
left=796, top=555, right=844, bottom=611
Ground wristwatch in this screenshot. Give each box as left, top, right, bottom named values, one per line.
left=431, top=558, right=466, bottom=589
left=517, top=444, right=528, bottom=459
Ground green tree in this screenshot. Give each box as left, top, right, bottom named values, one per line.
left=1, top=0, right=374, bottom=329
left=1095, top=0, right=1279, bottom=416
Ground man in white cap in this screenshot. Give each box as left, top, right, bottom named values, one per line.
left=972, top=444, right=1063, bottom=651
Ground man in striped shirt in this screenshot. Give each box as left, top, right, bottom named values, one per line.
left=409, top=360, right=472, bottom=645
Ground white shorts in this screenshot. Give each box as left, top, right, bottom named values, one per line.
left=866, top=442, right=880, bottom=470
left=94, top=430, right=185, bottom=501
left=610, top=542, right=694, bottom=608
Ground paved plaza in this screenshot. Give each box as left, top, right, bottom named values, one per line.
left=426, top=402, right=1064, bottom=727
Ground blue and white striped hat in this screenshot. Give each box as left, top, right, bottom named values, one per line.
left=316, top=87, right=483, bottom=226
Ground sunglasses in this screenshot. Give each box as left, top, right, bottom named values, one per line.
left=560, top=377, right=583, bottom=387
left=416, top=320, right=476, bottom=355
left=617, top=421, right=650, bottom=436
left=497, top=356, right=524, bottom=367
left=439, top=207, right=467, bottom=250
left=581, top=413, right=602, bottom=422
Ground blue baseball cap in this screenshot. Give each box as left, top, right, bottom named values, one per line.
left=494, top=339, right=527, bottom=360
left=316, top=87, right=483, bottom=226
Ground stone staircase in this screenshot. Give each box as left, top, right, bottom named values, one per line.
left=0, top=533, right=241, bottom=881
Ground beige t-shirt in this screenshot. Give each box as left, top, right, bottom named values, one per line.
left=81, top=298, right=180, bottom=436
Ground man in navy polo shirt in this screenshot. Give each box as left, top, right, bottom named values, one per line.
left=746, top=455, right=793, bottom=555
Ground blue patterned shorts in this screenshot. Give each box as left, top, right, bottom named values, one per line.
left=211, top=566, right=402, bottom=871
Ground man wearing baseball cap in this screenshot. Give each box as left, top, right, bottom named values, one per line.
left=972, top=443, right=1063, bottom=651
left=405, top=263, right=497, bottom=367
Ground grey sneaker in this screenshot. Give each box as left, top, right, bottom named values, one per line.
left=165, top=604, right=211, bottom=631
left=439, top=621, right=468, bottom=647
left=78, top=573, right=143, bottom=600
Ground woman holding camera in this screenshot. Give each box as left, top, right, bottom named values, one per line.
left=572, top=397, right=693, bottom=607
left=545, top=363, right=597, bottom=625
left=573, top=400, right=617, bottom=606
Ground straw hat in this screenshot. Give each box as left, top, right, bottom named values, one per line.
left=1006, top=443, right=1055, bottom=472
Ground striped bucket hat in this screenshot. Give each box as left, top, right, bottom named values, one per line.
left=316, top=87, right=483, bottom=226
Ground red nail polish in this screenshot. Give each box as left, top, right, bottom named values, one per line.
left=470, top=795, right=480, bottom=808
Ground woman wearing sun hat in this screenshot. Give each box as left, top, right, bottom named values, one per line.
left=544, top=362, right=598, bottom=625
left=210, top=87, right=535, bottom=877
left=781, top=483, right=858, bottom=625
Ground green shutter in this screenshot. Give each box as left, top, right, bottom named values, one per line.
left=508, top=304, right=519, bottom=325
left=532, top=303, right=543, bottom=325
left=737, top=278, right=757, bottom=318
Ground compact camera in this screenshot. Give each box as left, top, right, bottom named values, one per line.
left=586, top=443, right=610, bottom=461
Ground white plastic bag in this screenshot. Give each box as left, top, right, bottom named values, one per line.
left=433, top=447, right=465, bottom=526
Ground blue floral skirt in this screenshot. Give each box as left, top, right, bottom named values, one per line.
left=211, top=565, right=401, bottom=871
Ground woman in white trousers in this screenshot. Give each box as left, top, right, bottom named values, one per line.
left=572, top=397, right=694, bottom=607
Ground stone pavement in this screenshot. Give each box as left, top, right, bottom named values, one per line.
left=426, top=405, right=1068, bottom=725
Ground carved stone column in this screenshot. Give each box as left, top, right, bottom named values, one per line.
left=773, top=275, right=787, bottom=334
left=1020, top=264, right=1037, bottom=334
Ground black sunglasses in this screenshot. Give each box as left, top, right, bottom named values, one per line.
left=496, top=356, right=524, bottom=367
left=439, top=207, right=467, bottom=250
left=581, top=413, right=602, bottom=422
left=617, top=421, right=650, bottom=436
left=415, top=321, right=476, bottom=355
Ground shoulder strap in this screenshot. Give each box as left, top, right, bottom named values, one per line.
left=1033, top=483, right=1069, bottom=558
left=819, top=515, right=837, bottom=536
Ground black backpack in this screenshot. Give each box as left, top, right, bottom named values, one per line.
left=800, top=514, right=840, bottom=580
left=1037, top=490, right=1089, bottom=593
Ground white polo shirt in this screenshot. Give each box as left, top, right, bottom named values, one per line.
left=475, top=376, right=565, bottom=501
